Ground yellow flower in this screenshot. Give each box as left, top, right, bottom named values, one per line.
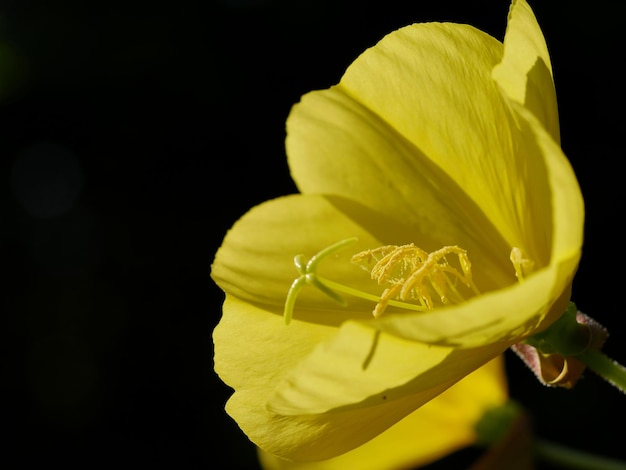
left=212, top=0, right=583, bottom=464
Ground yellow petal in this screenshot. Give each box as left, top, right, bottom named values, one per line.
left=374, top=261, right=570, bottom=347
left=287, top=20, right=557, bottom=271
left=514, top=101, right=583, bottom=268
left=259, top=357, right=508, bottom=469
left=492, top=0, right=560, bottom=142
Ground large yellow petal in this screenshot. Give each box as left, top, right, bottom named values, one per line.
left=259, top=357, right=508, bottom=470
left=287, top=21, right=553, bottom=271
left=492, top=0, right=560, bottom=142
left=507, top=102, right=583, bottom=268
left=373, top=259, right=572, bottom=347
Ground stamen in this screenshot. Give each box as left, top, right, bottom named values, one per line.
left=510, top=247, right=535, bottom=281
left=352, top=244, right=479, bottom=317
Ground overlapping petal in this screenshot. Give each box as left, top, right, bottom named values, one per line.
left=288, top=19, right=552, bottom=268
left=258, top=357, right=508, bottom=469
left=215, top=297, right=468, bottom=460
left=493, top=0, right=560, bottom=141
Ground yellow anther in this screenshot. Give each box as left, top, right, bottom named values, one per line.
left=510, top=247, right=535, bottom=281
left=352, top=244, right=479, bottom=317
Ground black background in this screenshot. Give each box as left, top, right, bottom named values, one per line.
left=2, top=0, right=625, bottom=468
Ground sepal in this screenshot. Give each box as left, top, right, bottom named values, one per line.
left=511, top=302, right=608, bottom=388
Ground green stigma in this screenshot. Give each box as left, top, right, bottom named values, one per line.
left=283, top=237, right=357, bottom=325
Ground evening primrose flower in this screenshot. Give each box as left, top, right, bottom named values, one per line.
left=212, top=0, right=583, bottom=464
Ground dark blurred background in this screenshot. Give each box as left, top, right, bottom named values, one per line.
left=2, top=0, right=625, bottom=468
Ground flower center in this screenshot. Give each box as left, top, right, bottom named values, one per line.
left=283, top=238, right=479, bottom=324
left=352, top=244, right=480, bottom=318
left=283, top=240, right=536, bottom=324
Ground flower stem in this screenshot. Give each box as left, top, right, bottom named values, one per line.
left=575, top=349, right=626, bottom=393
left=534, top=438, right=626, bottom=470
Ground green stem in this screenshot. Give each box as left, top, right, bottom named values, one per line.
left=534, top=438, right=626, bottom=470
left=576, top=349, right=626, bottom=393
